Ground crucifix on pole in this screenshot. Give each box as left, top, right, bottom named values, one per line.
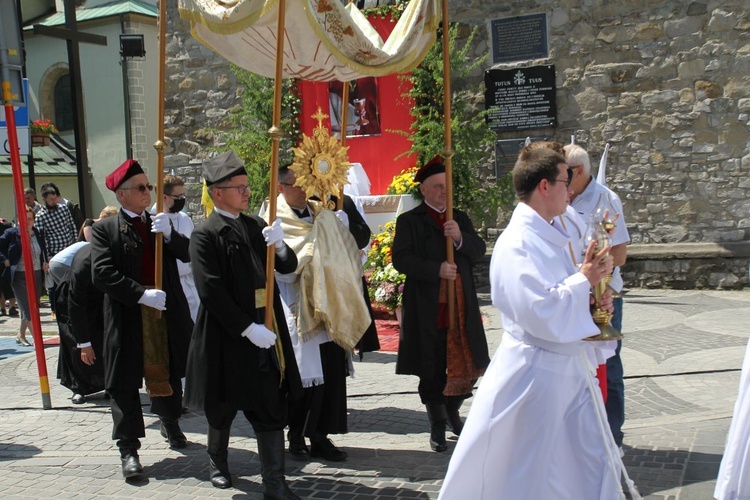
left=32, top=0, right=107, bottom=218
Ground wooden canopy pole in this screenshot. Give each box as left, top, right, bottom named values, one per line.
left=336, top=81, right=350, bottom=210
left=152, top=0, right=168, bottom=309
left=264, top=0, right=288, bottom=327
left=441, top=0, right=456, bottom=328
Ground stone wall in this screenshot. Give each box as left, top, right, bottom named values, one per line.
left=164, top=0, right=750, bottom=288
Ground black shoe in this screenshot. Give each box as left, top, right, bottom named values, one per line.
left=121, top=454, right=143, bottom=479
left=8, top=307, right=18, bottom=317
left=71, top=394, right=85, bottom=404
left=160, top=421, right=187, bottom=449
left=209, top=457, right=232, bottom=489
left=429, top=428, right=448, bottom=452
left=310, top=437, right=347, bottom=462
left=287, top=430, right=310, bottom=461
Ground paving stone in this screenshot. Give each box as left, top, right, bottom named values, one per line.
left=0, top=289, right=748, bottom=498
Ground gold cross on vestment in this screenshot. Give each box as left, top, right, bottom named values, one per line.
left=312, top=106, right=329, bottom=128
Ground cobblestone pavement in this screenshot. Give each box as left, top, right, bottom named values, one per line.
left=0, top=288, right=748, bottom=499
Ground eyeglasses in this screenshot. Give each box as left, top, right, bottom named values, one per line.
left=121, top=184, right=154, bottom=193
left=166, top=193, right=186, bottom=200
left=216, top=185, right=250, bottom=195
left=548, top=168, right=573, bottom=188
left=279, top=182, right=296, bottom=187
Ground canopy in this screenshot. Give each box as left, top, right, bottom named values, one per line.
left=178, top=0, right=439, bottom=81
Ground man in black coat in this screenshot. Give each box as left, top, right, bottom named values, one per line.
left=91, top=159, right=193, bottom=480
left=392, top=157, right=490, bottom=453
left=183, top=151, right=302, bottom=498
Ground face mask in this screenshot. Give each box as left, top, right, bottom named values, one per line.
left=169, top=198, right=186, bottom=213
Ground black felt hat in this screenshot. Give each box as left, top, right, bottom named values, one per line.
left=414, top=156, right=446, bottom=183
left=202, top=151, right=246, bottom=186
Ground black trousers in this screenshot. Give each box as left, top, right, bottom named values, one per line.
left=418, top=328, right=448, bottom=405
left=288, top=341, right=348, bottom=438
left=204, top=366, right=290, bottom=433
left=110, top=375, right=182, bottom=452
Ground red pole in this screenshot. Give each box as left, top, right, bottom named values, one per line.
left=3, top=91, right=52, bottom=409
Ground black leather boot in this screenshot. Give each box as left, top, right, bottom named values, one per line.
left=256, top=430, right=301, bottom=500
left=207, top=425, right=232, bottom=489
left=160, top=417, right=187, bottom=449
left=445, top=396, right=465, bottom=436
left=425, top=403, right=448, bottom=452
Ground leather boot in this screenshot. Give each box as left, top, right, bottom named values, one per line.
left=445, top=396, right=465, bottom=436
left=256, top=430, right=301, bottom=500
left=207, top=425, right=232, bottom=489
left=160, top=417, right=187, bottom=449
left=425, top=403, right=448, bottom=452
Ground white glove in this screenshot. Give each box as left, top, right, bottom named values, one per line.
left=151, top=212, right=172, bottom=240
left=138, top=289, right=167, bottom=311
left=335, top=210, right=349, bottom=229
left=262, top=218, right=285, bottom=248
left=241, top=322, right=277, bottom=349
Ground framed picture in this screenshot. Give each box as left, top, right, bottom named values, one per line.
left=329, top=77, right=381, bottom=138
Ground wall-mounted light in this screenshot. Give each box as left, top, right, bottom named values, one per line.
left=119, top=34, right=145, bottom=58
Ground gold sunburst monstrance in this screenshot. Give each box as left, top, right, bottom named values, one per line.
left=291, top=106, right=350, bottom=203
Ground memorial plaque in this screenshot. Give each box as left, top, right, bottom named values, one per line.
left=485, top=65, right=557, bottom=132
left=490, top=13, right=548, bottom=64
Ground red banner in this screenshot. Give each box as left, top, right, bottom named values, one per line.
left=299, top=14, right=417, bottom=195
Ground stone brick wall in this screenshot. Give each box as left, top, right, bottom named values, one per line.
left=164, top=0, right=241, bottom=219
left=164, top=0, right=750, bottom=288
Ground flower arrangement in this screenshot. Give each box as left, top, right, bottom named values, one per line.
left=30, top=118, right=58, bottom=134
left=362, top=0, right=409, bottom=20
left=386, top=166, right=420, bottom=196
left=364, top=221, right=406, bottom=311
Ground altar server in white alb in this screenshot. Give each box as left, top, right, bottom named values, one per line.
left=714, top=338, right=750, bottom=500
left=439, top=147, right=637, bottom=500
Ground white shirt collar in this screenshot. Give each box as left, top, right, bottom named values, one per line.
left=214, top=206, right=239, bottom=220
left=424, top=201, right=446, bottom=213
left=121, top=207, right=146, bottom=219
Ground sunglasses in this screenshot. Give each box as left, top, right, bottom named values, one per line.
left=121, top=184, right=154, bottom=193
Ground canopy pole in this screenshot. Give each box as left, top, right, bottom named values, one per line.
left=264, top=0, right=287, bottom=327
left=152, top=0, right=168, bottom=315
left=441, top=0, right=456, bottom=329
left=337, top=81, right=350, bottom=210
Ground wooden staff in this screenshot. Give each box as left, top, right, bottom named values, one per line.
left=264, top=0, right=288, bottom=327
left=441, top=0, right=456, bottom=329
left=152, top=0, right=168, bottom=316
left=337, top=81, right=350, bottom=210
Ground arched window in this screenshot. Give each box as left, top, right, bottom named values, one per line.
left=54, top=74, right=74, bottom=132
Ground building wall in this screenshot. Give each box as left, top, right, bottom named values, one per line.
left=454, top=1, right=750, bottom=246
left=22, top=15, right=158, bottom=216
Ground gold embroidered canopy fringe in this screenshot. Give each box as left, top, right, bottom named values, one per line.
left=178, top=0, right=439, bottom=82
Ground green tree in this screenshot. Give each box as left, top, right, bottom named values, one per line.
left=218, top=66, right=301, bottom=212
left=402, top=24, right=514, bottom=229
